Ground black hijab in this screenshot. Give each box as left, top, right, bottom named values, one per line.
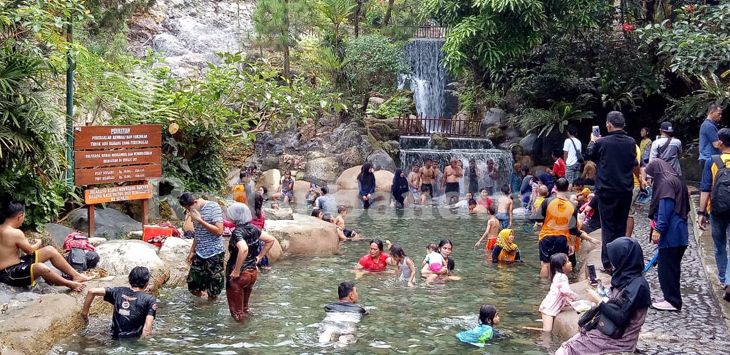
left=645, top=159, right=689, bottom=220
left=607, top=237, right=651, bottom=308
left=358, top=163, right=376, bottom=189
left=392, top=169, right=409, bottom=196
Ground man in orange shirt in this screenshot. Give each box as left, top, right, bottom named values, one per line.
left=535, top=178, right=594, bottom=278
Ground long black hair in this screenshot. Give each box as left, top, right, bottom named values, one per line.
left=254, top=192, right=264, bottom=218
left=549, top=253, right=569, bottom=281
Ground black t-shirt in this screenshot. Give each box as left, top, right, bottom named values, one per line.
left=227, top=223, right=261, bottom=276
left=104, top=287, right=157, bottom=339
left=324, top=301, right=368, bottom=315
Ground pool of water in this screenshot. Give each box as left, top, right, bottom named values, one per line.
left=53, top=209, right=561, bottom=354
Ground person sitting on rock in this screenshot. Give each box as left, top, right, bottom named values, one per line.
left=0, top=201, right=92, bottom=291
left=81, top=266, right=157, bottom=339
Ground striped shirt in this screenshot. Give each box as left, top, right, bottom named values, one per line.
left=194, top=201, right=224, bottom=258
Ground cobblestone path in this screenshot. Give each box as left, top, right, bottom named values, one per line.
left=633, top=207, right=730, bottom=354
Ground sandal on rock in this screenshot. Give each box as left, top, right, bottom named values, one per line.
left=651, top=300, right=679, bottom=312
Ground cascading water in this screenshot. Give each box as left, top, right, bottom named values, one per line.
left=399, top=38, right=457, bottom=132
left=400, top=136, right=514, bottom=198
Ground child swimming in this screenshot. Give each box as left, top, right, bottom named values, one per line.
left=456, top=304, right=500, bottom=347
left=475, top=205, right=500, bottom=251
left=539, top=253, right=578, bottom=332
left=388, top=244, right=416, bottom=287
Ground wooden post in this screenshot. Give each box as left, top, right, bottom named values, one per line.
left=142, top=198, right=149, bottom=225
left=88, top=204, right=95, bottom=237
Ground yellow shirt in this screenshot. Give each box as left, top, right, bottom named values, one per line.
left=533, top=196, right=545, bottom=213
left=639, top=138, right=652, bottom=155
left=632, top=145, right=641, bottom=188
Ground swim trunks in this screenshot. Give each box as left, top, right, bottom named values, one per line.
left=421, top=183, right=433, bottom=196
left=445, top=182, right=460, bottom=194
left=538, top=236, right=569, bottom=263
left=495, top=212, right=509, bottom=229
left=0, top=252, right=37, bottom=287
left=485, top=237, right=497, bottom=251
left=187, top=252, right=225, bottom=297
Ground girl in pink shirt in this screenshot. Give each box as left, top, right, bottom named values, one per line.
left=539, top=253, right=578, bottom=331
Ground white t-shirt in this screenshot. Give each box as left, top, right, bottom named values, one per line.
left=425, top=251, right=445, bottom=266
left=563, top=137, right=582, bottom=166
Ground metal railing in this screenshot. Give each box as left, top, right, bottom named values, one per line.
left=396, top=116, right=481, bottom=137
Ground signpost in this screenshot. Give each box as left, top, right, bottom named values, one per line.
left=74, top=125, right=162, bottom=236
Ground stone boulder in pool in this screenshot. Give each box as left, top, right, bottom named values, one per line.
left=336, top=165, right=394, bottom=192
left=265, top=214, right=340, bottom=256
left=158, top=237, right=193, bottom=288
left=95, top=240, right=169, bottom=285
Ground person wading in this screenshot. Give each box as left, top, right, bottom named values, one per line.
left=586, top=111, right=641, bottom=274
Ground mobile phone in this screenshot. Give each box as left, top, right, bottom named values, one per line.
left=587, top=264, right=598, bottom=284
left=591, top=126, right=601, bottom=138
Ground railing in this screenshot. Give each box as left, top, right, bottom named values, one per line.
left=396, top=116, right=481, bottom=138
left=393, top=26, right=449, bottom=39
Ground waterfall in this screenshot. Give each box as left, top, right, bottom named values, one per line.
left=399, top=38, right=457, bottom=132
left=400, top=136, right=514, bottom=198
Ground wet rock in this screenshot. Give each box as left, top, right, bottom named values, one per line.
left=257, top=169, right=281, bottom=194
left=480, top=108, right=505, bottom=134
left=305, top=156, right=339, bottom=183
left=335, top=166, right=394, bottom=192
left=265, top=206, right=293, bottom=220
left=265, top=215, right=340, bottom=256
left=44, top=223, right=75, bottom=249
left=158, top=237, right=193, bottom=288
left=368, top=97, right=385, bottom=107
left=429, top=133, right=451, bottom=150
left=67, top=208, right=142, bottom=239
left=520, top=133, right=538, bottom=155
left=366, top=150, right=396, bottom=172
left=262, top=231, right=283, bottom=263
left=374, top=170, right=394, bottom=192
left=96, top=240, right=166, bottom=277
left=152, top=32, right=189, bottom=56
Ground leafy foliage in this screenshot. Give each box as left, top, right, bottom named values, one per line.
left=366, top=92, right=414, bottom=119
left=511, top=102, right=594, bottom=137
left=253, top=0, right=314, bottom=77
left=344, top=34, right=408, bottom=101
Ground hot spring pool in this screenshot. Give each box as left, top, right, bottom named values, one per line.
left=52, top=208, right=561, bottom=354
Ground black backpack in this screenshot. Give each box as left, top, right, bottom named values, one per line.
left=711, top=155, right=730, bottom=219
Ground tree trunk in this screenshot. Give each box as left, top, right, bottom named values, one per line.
left=383, top=0, right=395, bottom=26
left=283, top=0, right=291, bottom=79
left=354, top=0, right=363, bottom=37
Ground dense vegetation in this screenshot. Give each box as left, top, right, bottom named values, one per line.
left=1, top=0, right=728, bottom=228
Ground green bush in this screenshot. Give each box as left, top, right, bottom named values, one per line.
left=344, top=34, right=408, bottom=103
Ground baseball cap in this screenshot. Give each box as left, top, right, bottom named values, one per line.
left=660, top=121, right=674, bottom=133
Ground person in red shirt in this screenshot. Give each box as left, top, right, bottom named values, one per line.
left=355, top=239, right=391, bottom=272
left=550, top=149, right=567, bottom=179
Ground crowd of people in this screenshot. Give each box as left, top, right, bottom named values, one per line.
left=1, top=104, right=728, bottom=352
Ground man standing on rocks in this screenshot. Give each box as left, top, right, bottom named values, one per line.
left=699, top=128, right=730, bottom=301
left=586, top=111, right=641, bottom=274
left=419, top=160, right=437, bottom=204
left=650, top=121, right=683, bottom=176
left=178, top=192, right=225, bottom=300
left=443, top=159, right=464, bottom=201
left=699, top=104, right=723, bottom=172
left=408, top=164, right=421, bottom=205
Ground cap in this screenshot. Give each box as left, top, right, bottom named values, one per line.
left=660, top=121, right=674, bottom=133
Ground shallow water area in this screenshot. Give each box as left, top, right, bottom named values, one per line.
left=52, top=208, right=559, bottom=354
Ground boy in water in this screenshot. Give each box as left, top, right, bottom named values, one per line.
left=475, top=205, right=501, bottom=251
left=319, top=281, right=368, bottom=345
left=495, top=184, right=513, bottom=229
left=0, top=201, right=91, bottom=291
left=81, top=266, right=157, bottom=339
left=333, top=206, right=363, bottom=242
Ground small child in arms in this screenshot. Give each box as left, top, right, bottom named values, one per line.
left=422, top=243, right=446, bottom=274
left=539, top=253, right=578, bottom=332
left=456, top=304, right=500, bottom=347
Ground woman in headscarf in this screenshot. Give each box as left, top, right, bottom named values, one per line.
left=225, top=203, right=276, bottom=321
left=645, top=159, right=690, bottom=311
left=556, top=237, right=651, bottom=355
left=491, top=228, right=521, bottom=263
left=358, top=163, right=376, bottom=209
left=391, top=168, right=410, bottom=209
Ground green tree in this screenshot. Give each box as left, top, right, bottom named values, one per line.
left=253, top=0, right=314, bottom=78
left=344, top=34, right=407, bottom=111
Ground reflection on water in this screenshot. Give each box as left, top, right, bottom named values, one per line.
left=53, top=211, right=562, bottom=354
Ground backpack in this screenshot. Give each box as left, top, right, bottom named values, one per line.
left=63, top=248, right=100, bottom=279
left=711, top=155, right=730, bottom=219
left=568, top=138, right=584, bottom=164
left=62, top=232, right=95, bottom=252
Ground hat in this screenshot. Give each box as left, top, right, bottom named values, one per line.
left=660, top=121, right=674, bottom=133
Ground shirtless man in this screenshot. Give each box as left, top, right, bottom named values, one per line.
left=407, top=165, right=421, bottom=205
left=475, top=205, right=501, bottom=252
left=495, top=184, right=513, bottom=229
left=419, top=160, right=437, bottom=204
left=0, top=201, right=91, bottom=291
left=442, top=159, right=464, bottom=201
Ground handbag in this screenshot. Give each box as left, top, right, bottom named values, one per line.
left=577, top=303, right=626, bottom=339
left=569, top=138, right=584, bottom=164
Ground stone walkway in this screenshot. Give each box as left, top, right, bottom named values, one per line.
left=633, top=207, right=730, bottom=354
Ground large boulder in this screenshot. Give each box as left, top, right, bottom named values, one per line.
left=366, top=150, right=396, bottom=172
left=374, top=170, right=394, bottom=192
left=293, top=180, right=313, bottom=204
left=44, top=223, right=75, bottom=249
left=261, top=231, right=283, bottom=263
left=480, top=108, right=505, bottom=134
left=336, top=166, right=362, bottom=190
left=158, top=237, right=193, bottom=288
left=305, top=156, right=339, bottom=183
left=265, top=215, right=340, bottom=256
left=95, top=240, right=166, bottom=277
left=264, top=206, right=293, bottom=220
left=67, top=208, right=142, bottom=239
left=520, top=133, right=538, bottom=155
left=257, top=169, right=281, bottom=194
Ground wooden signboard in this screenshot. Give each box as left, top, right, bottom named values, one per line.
left=84, top=184, right=153, bottom=204
left=75, top=148, right=161, bottom=169
left=73, top=124, right=163, bottom=236
left=74, top=125, right=162, bottom=150
left=74, top=164, right=162, bottom=186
